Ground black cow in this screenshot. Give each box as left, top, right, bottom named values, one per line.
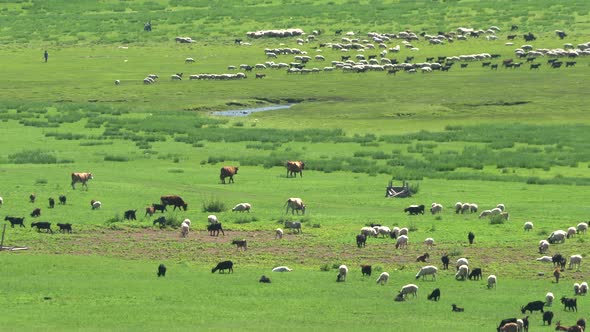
left=48, top=198, right=55, bottom=208
left=57, top=223, right=72, bottom=233
left=5, top=216, right=25, bottom=228
left=160, top=195, right=187, bottom=211
left=31, top=222, right=52, bottom=233
left=124, top=210, right=137, bottom=221
left=428, top=288, right=441, bottom=301
left=521, top=300, right=544, bottom=314
left=212, top=260, right=233, bottom=273
left=468, top=268, right=482, bottom=280
left=404, top=204, right=425, bottom=215
left=207, top=223, right=224, bottom=236
left=157, top=264, right=167, bottom=277
left=356, top=234, right=366, bottom=248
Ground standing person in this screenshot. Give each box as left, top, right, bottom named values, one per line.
left=44, top=50, right=48, bottom=62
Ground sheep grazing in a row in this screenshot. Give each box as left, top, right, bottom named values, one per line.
left=246, top=29, right=304, bottom=38
left=189, top=73, right=247, bottom=80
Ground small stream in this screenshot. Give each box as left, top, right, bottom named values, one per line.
left=211, top=104, right=294, bottom=117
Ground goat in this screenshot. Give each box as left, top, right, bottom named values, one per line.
left=157, top=264, right=166, bottom=277
left=211, top=261, right=233, bottom=274
left=56, top=223, right=72, bottom=233
left=232, top=239, right=247, bottom=251
left=259, top=275, right=271, bottom=283
left=561, top=297, right=577, bottom=312
left=428, top=288, right=440, bottom=301
left=451, top=304, right=464, bottom=312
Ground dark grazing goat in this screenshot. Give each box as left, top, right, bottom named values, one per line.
left=468, top=268, right=482, bottom=280
left=451, top=304, right=464, bottom=312
left=31, top=222, right=52, bottom=233
left=5, top=216, right=25, bottom=228
left=428, top=288, right=440, bottom=301
left=207, top=223, right=224, bottom=236
left=561, top=297, right=577, bottom=312
left=356, top=233, right=366, bottom=248
left=361, top=265, right=372, bottom=277
left=57, top=223, right=72, bottom=233
left=259, top=275, right=271, bottom=283
left=212, top=260, right=233, bottom=274
left=157, top=264, right=167, bottom=277
left=232, top=239, right=247, bottom=251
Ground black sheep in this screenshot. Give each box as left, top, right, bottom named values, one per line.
left=441, top=254, right=450, bottom=270
left=542, top=311, right=553, bottom=325
left=212, top=261, right=233, bottom=274
left=30, top=208, right=41, bottom=218
left=157, top=264, right=167, bottom=277
left=428, top=288, right=440, bottom=301
left=468, top=231, right=475, bottom=245
left=356, top=234, right=366, bottom=248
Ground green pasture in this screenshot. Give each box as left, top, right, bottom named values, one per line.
left=1, top=0, right=590, bottom=330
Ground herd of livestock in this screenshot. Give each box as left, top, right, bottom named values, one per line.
left=126, top=25, right=590, bottom=85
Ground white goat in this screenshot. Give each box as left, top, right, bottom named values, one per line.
left=415, top=265, right=438, bottom=281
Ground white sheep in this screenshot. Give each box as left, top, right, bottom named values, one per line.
left=454, top=202, right=463, bottom=213
left=469, top=203, right=478, bottom=213
left=577, top=222, right=588, bottom=234
left=115, top=79, right=120, bottom=85
left=180, top=221, right=189, bottom=237
left=567, top=227, right=577, bottom=238
left=415, top=265, right=438, bottom=281
left=0, top=196, right=3, bottom=207
left=538, top=240, right=550, bottom=254
left=207, top=215, right=218, bottom=224
left=424, top=237, right=435, bottom=249
left=376, top=272, right=389, bottom=285
left=360, top=226, right=378, bottom=237
left=399, top=284, right=419, bottom=299
left=456, top=258, right=469, bottom=270
left=275, top=228, right=283, bottom=239
left=430, top=203, right=443, bottom=214
left=337, top=265, right=348, bottom=282
left=496, top=203, right=505, bottom=211
left=548, top=230, right=567, bottom=244
left=569, top=255, right=583, bottom=270
left=455, top=265, right=469, bottom=280
left=580, top=282, right=588, bottom=295
left=490, top=207, right=502, bottom=215
left=185, top=57, right=195, bottom=63
left=375, top=226, right=391, bottom=237
left=574, top=283, right=581, bottom=295
left=170, top=74, right=182, bottom=80
left=536, top=256, right=553, bottom=263
left=479, top=210, right=493, bottom=218
left=182, top=218, right=191, bottom=226
left=524, top=221, right=533, bottom=231
left=232, top=203, right=251, bottom=213
left=487, top=275, right=497, bottom=289
left=272, top=266, right=293, bottom=272
left=91, top=200, right=101, bottom=210
left=545, top=292, right=554, bottom=306
left=395, top=235, right=408, bottom=249
left=461, top=203, right=471, bottom=214
left=399, top=227, right=409, bottom=236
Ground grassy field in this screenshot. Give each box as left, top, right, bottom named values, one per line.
left=1, top=0, right=590, bottom=331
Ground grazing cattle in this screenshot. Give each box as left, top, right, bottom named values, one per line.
left=152, top=204, right=167, bottom=213
left=284, top=221, right=302, bottom=234
left=561, top=297, right=577, bottom=311
left=124, top=210, right=137, bottom=221
left=160, top=195, right=188, bottom=211
left=451, top=304, right=464, bottom=312
left=259, top=275, right=271, bottom=283
left=31, top=222, right=52, bottom=233
left=232, top=239, right=247, bottom=251
left=521, top=300, right=545, bottom=314
left=211, top=261, right=233, bottom=273
left=71, top=172, right=93, bottom=189
left=404, top=204, right=425, bottom=215
left=207, top=223, right=224, bottom=236
left=220, top=166, right=239, bottom=184
left=285, top=198, right=305, bottom=215
left=48, top=198, right=55, bottom=208
left=361, top=265, right=372, bottom=277
left=5, top=216, right=25, bottom=228
left=29, top=193, right=36, bottom=203
left=286, top=161, right=305, bottom=178
left=425, top=288, right=440, bottom=302
left=157, top=264, right=166, bottom=277
left=542, top=311, right=554, bottom=325
left=145, top=206, right=156, bottom=216
left=356, top=233, right=366, bottom=248
left=30, top=208, right=41, bottom=218
left=59, top=195, right=66, bottom=205
left=153, top=216, right=166, bottom=228
left=57, top=223, right=72, bottom=233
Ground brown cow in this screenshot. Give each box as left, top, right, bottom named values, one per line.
left=286, top=161, right=305, bottom=177
left=71, top=172, right=93, bottom=189
left=160, top=195, right=188, bottom=211
left=220, top=166, right=238, bottom=184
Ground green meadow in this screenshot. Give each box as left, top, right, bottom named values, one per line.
left=1, top=0, right=590, bottom=331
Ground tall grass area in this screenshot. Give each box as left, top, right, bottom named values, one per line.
left=1, top=0, right=590, bottom=331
